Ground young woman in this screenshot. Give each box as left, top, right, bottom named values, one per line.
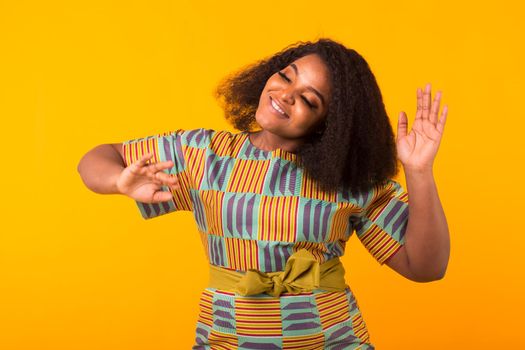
left=78, top=38, right=450, bottom=349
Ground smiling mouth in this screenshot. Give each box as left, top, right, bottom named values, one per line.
left=270, top=96, right=289, bottom=118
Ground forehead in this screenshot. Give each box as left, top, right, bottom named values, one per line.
left=289, top=54, right=332, bottom=96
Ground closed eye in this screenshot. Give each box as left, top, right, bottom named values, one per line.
left=278, top=71, right=316, bottom=109
left=278, top=71, right=291, bottom=83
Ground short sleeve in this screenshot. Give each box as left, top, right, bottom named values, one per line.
left=352, top=179, right=409, bottom=265
left=122, top=128, right=198, bottom=219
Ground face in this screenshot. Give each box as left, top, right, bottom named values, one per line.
left=254, top=53, right=332, bottom=139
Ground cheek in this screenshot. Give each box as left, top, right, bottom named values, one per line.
left=266, top=75, right=285, bottom=88
left=291, top=109, right=321, bottom=131
left=291, top=103, right=311, bottom=117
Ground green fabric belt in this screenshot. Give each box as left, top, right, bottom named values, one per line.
left=208, top=248, right=348, bottom=297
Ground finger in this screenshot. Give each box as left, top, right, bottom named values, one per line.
left=436, top=105, right=448, bottom=133
left=151, top=190, right=174, bottom=203
left=416, top=87, right=423, bottom=120
left=135, top=152, right=154, bottom=166
left=422, top=83, right=431, bottom=120
left=397, top=111, right=408, bottom=139
left=154, top=171, right=179, bottom=186
left=430, top=90, right=442, bottom=125
left=142, top=161, right=175, bottom=178
left=129, top=153, right=154, bottom=174
left=146, top=160, right=174, bottom=173
left=134, top=153, right=153, bottom=168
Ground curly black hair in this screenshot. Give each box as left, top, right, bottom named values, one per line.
left=213, top=38, right=400, bottom=194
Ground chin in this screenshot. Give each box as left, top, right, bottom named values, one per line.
left=254, top=110, right=276, bottom=132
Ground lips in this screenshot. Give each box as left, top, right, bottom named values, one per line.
left=269, top=95, right=289, bottom=118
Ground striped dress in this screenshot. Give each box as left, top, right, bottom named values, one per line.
left=122, top=128, right=409, bottom=350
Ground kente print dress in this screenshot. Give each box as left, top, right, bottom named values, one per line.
left=122, top=128, right=409, bottom=350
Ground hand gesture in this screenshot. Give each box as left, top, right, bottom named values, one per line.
left=116, top=153, right=180, bottom=203
left=397, top=83, right=448, bottom=173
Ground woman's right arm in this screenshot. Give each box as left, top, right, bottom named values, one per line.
left=77, top=143, right=179, bottom=203
left=77, top=143, right=126, bottom=195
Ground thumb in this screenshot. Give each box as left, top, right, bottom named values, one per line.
left=151, top=189, right=174, bottom=203
left=397, top=111, right=408, bottom=139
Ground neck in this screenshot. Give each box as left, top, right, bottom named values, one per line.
left=249, top=130, right=303, bottom=153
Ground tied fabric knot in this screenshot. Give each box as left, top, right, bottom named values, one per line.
left=234, top=248, right=321, bottom=297
left=207, top=248, right=347, bottom=296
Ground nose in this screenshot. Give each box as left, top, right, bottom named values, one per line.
left=279, top=88, right=295, bottom=105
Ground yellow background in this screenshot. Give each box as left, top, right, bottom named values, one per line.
left=1, top=0, right=524, bottom=348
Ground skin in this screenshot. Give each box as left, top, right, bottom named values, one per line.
left=383, top=84, right=450, bottom=282
left=249, top=53, right=333, bottom=153
left=102, top=53, right=333, bottom=201
left=92, top=60, right=450, bottom=283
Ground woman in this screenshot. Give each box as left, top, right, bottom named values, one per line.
left=78, top=38, right=450, bottom=349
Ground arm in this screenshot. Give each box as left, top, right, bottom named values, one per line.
left=78, top=137, right=180, bottom=211
left=77, top=143, right=125, bottom=194
left=385, top=169, right=450, bottom=282
left=385, top=83, right=450, bottom=282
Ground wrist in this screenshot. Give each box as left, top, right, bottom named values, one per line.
left=111, top=169, right=125, bottom=195
left=402, top=164, right=433, bottom=176
left=403, top=166, right=436, bottom=187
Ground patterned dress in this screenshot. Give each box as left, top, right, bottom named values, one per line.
left=122, top=128, right=409, bottom=349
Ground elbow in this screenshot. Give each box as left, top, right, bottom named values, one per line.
left=77, top=158, right=90, bottom=190
left=77, top=151, right=95, bottom=188
left=409, top=266, right=447, bottom=283
left=77, top=157, right=84, bottom=177
left=421, top=271, right=446, bottom=283
left=77, top=158, right=83, bottom=175
left=77, top=148, right=92, bottom=175
left=77, top=145, right=100, bottom=176
left=77, top=154, right=89, bottom=180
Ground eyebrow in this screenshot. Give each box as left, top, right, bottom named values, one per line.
left=290, top=63, right=326, bottom=106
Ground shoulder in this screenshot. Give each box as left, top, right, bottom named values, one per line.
left=173, top=128, right=247, bottom=156
left=339, top=178, right=407, bottom=210
left=175, top=128, right=216, bottom=146
left=176, top=128, right=243, bottom=142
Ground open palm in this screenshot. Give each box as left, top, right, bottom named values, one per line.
left=116, top=153, right=180, bottom=203
left=397, top=83, right=448, bottom=172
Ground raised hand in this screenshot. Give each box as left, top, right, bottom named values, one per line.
left=397, top=83, right=448, bottom=173
left=116, top=153, right=180, bottom=203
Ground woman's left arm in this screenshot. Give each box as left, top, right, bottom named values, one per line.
left=385, top=83, right=450, bottom=282
left=402, top=166, right=450, bottom=281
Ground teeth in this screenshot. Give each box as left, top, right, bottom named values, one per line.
left=271, top=99, right=286, bottom=116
